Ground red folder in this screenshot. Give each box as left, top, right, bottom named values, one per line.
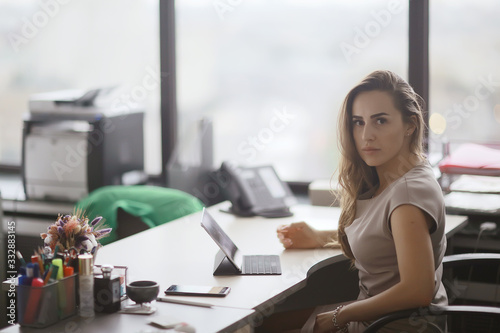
left=438, top=143, right=500, bottom=176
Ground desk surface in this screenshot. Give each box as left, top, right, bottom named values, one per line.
left=96, top=202, right=343, bottom=310
left=0, top=302, right=253, bottom=333
left=2, top=202, right=468, bottom=333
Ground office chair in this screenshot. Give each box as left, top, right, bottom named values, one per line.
left=364, top=253, right=500, bottom=333
left=75, top=185, right=204, bottom=245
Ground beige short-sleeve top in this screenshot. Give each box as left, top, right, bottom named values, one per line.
left=344, top=162, right=448, bottom=306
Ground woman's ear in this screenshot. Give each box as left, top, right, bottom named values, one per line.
left=406, top=115, right=418, bottom=136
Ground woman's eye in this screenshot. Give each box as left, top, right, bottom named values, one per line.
left=376, top=118, right=386, bottom=125
left=353, top=120, right=364, bottom=126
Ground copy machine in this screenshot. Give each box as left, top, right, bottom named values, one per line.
left=22, top=88, right=145, bottom=202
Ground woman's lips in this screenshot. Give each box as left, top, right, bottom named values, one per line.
left=362, top=147, right=380, bottom=154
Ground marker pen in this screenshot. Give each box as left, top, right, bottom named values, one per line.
left=64, top=266, right=74, bottom=277
left=17, top=266, right=29, bottom=286
left=43, top=265, right=53, bottom=285
left=33, top=254, right=45, bottom=276
left=25, top=263, right=34, bottom=286
left=52, top=258, right=64, bottom=281
left=54, top=245, right=60, bottom=258
left=32, top=263, right=40, bottom=280
left=49, top=265, right=59, bottom=284
left=16, top=251, right=27, bottom=267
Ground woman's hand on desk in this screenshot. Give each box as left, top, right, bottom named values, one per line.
left=276, top=222, right=334, bottom=249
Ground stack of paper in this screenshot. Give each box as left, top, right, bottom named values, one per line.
left=444, top=192, right=500, bottom=215
left=450, top=175, right=500, bottom=194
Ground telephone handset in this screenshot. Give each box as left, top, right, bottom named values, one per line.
left=218, top=162, right=296, bottom=218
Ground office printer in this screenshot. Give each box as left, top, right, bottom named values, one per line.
left=23, top=88, right=145, bottom=202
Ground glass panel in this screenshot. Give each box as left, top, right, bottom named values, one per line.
left=429, top=0, right=500, bottom=157
left=176, top=0, right=408, bottom=181
left=0, top=0, right=161, bottom=174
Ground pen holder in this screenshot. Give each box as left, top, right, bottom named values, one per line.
left=17, top=281, right=59, bottom=328
left=16, top=274, right=77, bottom=328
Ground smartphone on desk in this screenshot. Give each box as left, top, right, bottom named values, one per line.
left=165, top=284, right=230, bottom=297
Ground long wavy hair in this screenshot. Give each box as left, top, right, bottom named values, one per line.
left=335, top=70, right=426, bottom=261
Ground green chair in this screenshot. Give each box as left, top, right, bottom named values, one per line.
left=75, top=185, right=204, bottom=245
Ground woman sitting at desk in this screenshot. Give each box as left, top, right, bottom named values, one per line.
left=276, top=70, right=447, bottom=332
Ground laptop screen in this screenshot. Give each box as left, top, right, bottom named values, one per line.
left=200, top=208, right=243, bottom=268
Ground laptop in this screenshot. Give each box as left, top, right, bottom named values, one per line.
left=200, top=208, right=281, bottom=275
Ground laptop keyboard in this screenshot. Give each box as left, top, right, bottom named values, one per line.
left=243, top=255, right=281, bottom=275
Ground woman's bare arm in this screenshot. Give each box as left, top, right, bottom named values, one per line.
left=314, top=204, right=435, bottom=332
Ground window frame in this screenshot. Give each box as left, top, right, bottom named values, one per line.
left=408, top=0, right=429, bottom=152
left=158, top=0, right=177, bottom=185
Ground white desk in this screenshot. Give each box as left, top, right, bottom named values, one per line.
left=0, top=300, right=254, bottom=333
left=96, top=202, right=343, bottom=310
left=1, top=202, right=467, bottom=333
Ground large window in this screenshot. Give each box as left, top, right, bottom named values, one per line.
left=429, top=0, right=500, bottom=155
left=5, top=1, right=499, bottom=187
left=0, top=0, right=161, bottom=174
left=175, top=0, right=408, bottom=181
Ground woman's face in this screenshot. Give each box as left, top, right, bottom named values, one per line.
left=351, top=90, right=414, bottom=171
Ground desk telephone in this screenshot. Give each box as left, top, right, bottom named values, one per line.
left=218, top=162, right=296, bottom=218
